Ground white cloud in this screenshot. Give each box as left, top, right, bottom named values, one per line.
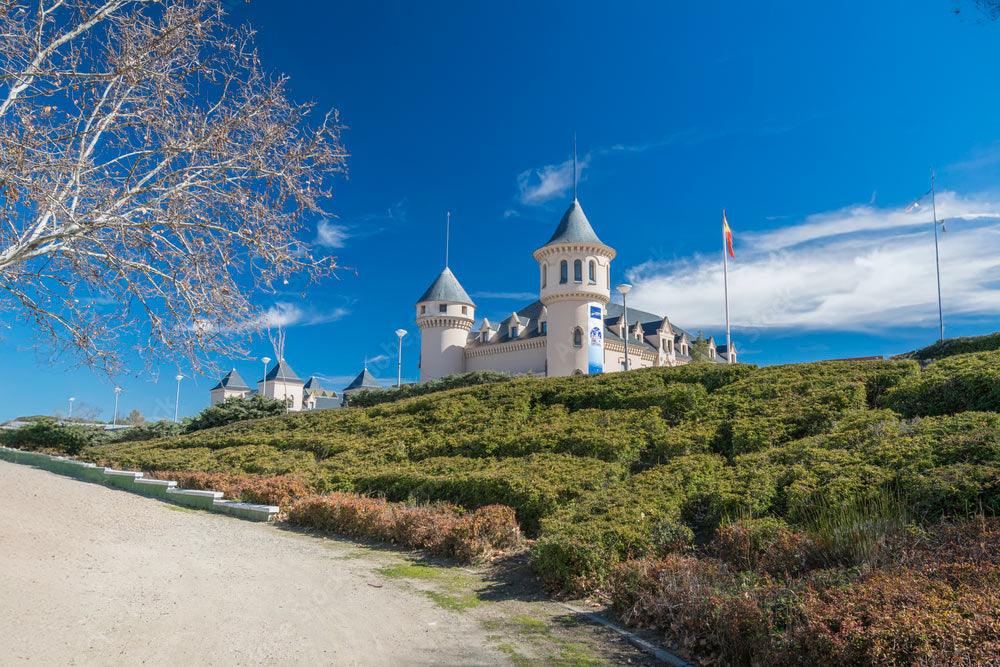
left=213, top=303, right=349, bottom=332
left=316, top=219, right=350, bottom=248
left=626, top=191, right=1000, bottom=333
left=516, top=154, right=590, bottom=205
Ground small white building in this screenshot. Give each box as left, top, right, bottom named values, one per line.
left=210, top=359, right=341, bottom=411
left=209, top=368, right=251, bottom=405
left=415, top=195, right=735, bottom=381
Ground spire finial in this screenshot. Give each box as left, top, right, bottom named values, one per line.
left=445, top=210, right=451, bottom=268
left=572, top=133, right=578, bottom=201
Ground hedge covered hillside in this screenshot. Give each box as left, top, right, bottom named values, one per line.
left=84, top=351, right=1000, bottom=590
left=896, top=330, right=1000, bottom=361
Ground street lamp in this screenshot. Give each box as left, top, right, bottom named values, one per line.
left=112, top=386, right=123, bottom=427
left=174, top=374, right=184, bottom=423
left=68, top=396, right=75, bottom=420
left=617, top=284, right=632, bottom=371
left=260, top=356, right=271, bottom=396
left=395, top=329, right=408, bottom=387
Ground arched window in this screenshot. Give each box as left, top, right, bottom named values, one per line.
left=541, top=264, right=547, bottom=288
left=559, top=260, right=568, bottom=284
left=588, top=260, right=596, bottom=284
left=573, top=259, right=583, bottom=283
left=572, top=327, right=583, bottom=348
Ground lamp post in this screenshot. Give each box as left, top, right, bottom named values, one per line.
left=68, top=396, right=75, bottom=420
left=395, top=329, right=408, bottom=387
left=260, top=356, right=271, bottom=396
left=617, top=284, right=632, bottom=371
left=174, top=374, right=184, bottom=423
left=112, top=386, right=122, bottom=427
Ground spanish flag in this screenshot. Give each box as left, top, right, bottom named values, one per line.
left=723, top=211, right=735, bottom=258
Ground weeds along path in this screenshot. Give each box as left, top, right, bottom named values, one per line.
left=0, top=461, right=655, bottom=666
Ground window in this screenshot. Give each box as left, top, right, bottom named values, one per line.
left=542, top=264, right=547, bottom=288
left=573, top=259, right=583, bottom=283
left=420, top=305, right=426, bottom=314
left=588, top=260, right=596, bottom=284
left=540, top=321, right=547, bottom=335
left=559, top=260, right=568, bottom=284
left=572, top=327, right=583, bottom=348
left=606, top=265, right=610, bottom=286
left=439, top=304, right=447, bottom=313
left=511, top=326, right=519, bottom=338
left=461, top=305, right=468, bottom=315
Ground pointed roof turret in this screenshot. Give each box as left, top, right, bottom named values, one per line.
left=417, top=266, right=474, bottom=305
left=540, top=199, right=607, bottom=248
left=344, top=367, right=381, bottom=391
left=303, top=376, right=323, bottom=391
left=263, top=358, right=303, bottom=384
left=212, top=368, right=249, bottom=391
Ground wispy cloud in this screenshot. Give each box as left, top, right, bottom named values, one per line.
left=514, top=129, right=721, bottom=207
left=516, top=154, right=591, bottom=205
left=626, top=191, right=1000, bottom=333
left=471, top=290, right=536, bottom=301
left=217, top=303, right=350, bottom=332
left=316, top=219, right=350, bottom=248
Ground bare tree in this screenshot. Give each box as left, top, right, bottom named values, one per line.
left=0, top=0, right=347, bottom=374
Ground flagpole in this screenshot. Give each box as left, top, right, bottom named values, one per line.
left=930, top=170, right=944, bottom=342
left=722, top=209, right=732, bottom=364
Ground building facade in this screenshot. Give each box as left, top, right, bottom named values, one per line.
left=416, top=196, right=734, bottom=381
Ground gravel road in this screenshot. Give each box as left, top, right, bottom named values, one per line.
left=0, top=460, right=507, bottom=665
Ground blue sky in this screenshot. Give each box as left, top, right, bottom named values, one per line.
left=5, top=1, right=1000, bottom=421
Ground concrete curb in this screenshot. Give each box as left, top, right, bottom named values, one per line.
left=0, top=446, right=278, bottom=523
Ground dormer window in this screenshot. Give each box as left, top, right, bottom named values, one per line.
left=573, top=259, right=583, bottom=283
left=540, top=321, right=547, bottom=335
left=511, top=325, right=519, bottom=338
left=588, top=260, right=596, bottom=284
left=560, top=260, right=568, bottom=284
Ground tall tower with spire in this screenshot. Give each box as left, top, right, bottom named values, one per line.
left=416, top=214, right=475, bottom=381
left=533, top=187, right=616, bottom=376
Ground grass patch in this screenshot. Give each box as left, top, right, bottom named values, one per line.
left=423, top=590, right=481, bottom=611
left=163, top=504, right=198, bottom=513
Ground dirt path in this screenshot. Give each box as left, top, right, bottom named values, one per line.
left=0, top=460, right=657, bottom=666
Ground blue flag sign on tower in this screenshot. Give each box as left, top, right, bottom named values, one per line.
left=587, top=303, right=604, bottom=374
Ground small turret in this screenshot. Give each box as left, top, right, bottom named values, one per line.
left=416, top=267, right=475, bottom=381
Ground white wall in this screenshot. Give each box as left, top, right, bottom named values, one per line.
left=465, top=343, right=546, bottom=375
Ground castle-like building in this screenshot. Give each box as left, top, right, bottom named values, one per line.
left=416, top=196, right=734, bottom=380
left=209, top=360, right=377, bottom=411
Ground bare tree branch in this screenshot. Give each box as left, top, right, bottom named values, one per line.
left=0, top=0, right=348, bottom=375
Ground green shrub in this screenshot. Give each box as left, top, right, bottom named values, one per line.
left=184, top=395, right=288, bottom=432
left=347, top=371, right=511, bottom=407
left=897, top=331, right=1000, bottom=361
left=0, top=418, right=108, bottom=455
left=881, top=350, right=1000, bottom=416
left=110, top=420, right=184, bottom=443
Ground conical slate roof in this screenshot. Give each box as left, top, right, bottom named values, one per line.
left=417, top=266, right=474, bottom=305
left=542, top=199, right=606, bottom=247
left=211, top=368, right=249, bottom=391
left=263, top=358, right=303, bottom=383
left=344, top=367, right=381, bottom=391
left=303, top=376, right=323, bottom=391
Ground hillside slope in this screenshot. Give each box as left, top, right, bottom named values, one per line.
left=77, top=350, right=1000, bottom=663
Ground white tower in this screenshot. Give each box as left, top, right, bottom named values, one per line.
left=416, top=266, right=475, bottom=381
left=533, top=198, right=616, bottom=376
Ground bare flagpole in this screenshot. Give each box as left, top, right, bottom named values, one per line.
left=930, top=170, right=944, bottom=341
left=722, top=209, right=733, bottom=364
